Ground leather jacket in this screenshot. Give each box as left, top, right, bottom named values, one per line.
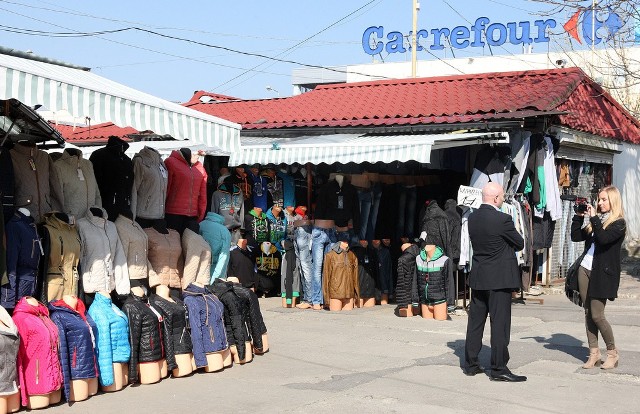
left=149, top=293, right=192, bottom=371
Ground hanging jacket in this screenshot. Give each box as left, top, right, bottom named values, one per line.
left=77, top=207, right=130, bottom=295
left=182, top=283, right=228, bottom=368
left=181, top=229, right=211, bottom=289
left=0, top=305, right=19, bottom=397
left=10, top=143, right=63, bottom=223
left=48, top=299, right=99, bottom=401
left=351, top=244, right=378, bottom=299
left=121, top=293, right=165, bottom=384
left=145, top=227, right=184, bottom=289
left=39, top=212, right=81, bottom=303
left=244, top=208, right=269, bottom=249
left=443, top=199, right=462, bottom=262
left=232, top=284, right=266, bottom=352
left=86, top=293, right=130, bottom=387
left=322, top=242, right=359, bottom=303
left=211, top=182, right=244, bottom=231
left=89, top=137, right=134, bottom=221
left=53, top=149, right=102, bottom=220
left=1, top=210, right=41, bottom=309
left=248, top=170, right=270, bottom=211
left=228, top=246, right=258, bottom=288
left=396, top=244, right=420, bottom=308
left=115, top=215, right=150, bottom=280
left=266, top=172, right=284, bottom=208
left=375, top=243, right=393, bottom=293
left=415, top=246, right=451, bottom=304
left=266, top=208, right=287, bottom=252
left=199, top=212, right=231, bottom=281
left=256, top=242, right=281, bottom=279
left=277, top=171, right=296, bottom=209
left=314, top=180, right=361, bottom=233
left=165, top=150, right=208, bottom=221
left=149, top=293, right=193, bottom=372
left=208, top=279, right=248, bottom=360
left=0, top=147, right=15, bottom=220
left=131, top=146, right=168, bottom=220
left=229, top=169, right=252, bottom=212
left=418, top=201, right=452, bottom=257
left=12, top=297, right=63, bottom=406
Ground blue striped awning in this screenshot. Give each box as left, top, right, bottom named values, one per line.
left=229, top=131, right=508, bottom=165
left=0, top=52, right=241, bottom=152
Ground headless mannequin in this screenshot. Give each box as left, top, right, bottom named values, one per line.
left=179, top=148, right=193, bottom=166
left=23, top=297, right=62, bottom=409
left=224, top=275, right=254, bottom=365
left=329, top=242, right=355, bottom=312
left=0, top=316, right=19, bottom=414
left=97, top=290, right=128, bottom=392
left=420, top=244, right=447, bottom=321
left=130, top=286, right=162, bottom=385
left=357, top=240, right=376, bottom=308
left=155, top=285, right=194, bottom=378
left=61, top=295, right=98, bottom=401
left=399, top=243, right=419, bottom=318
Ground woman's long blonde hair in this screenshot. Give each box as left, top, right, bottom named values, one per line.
left=585, top=185, right=625, bottom=233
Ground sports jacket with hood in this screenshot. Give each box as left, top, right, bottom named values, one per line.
left=165, top=150, right=208, bottom=221
left=48, top=299, right=99, bottom=401
left=212, top=182, right=244, bottom=231
left=199, top=212, right=231, bottom=281
left=53, top=149, right=101, bottom=220
left=415, top=246, right=452, bottom=304
left=131, top=146, right=168, bottom=220
left=418, top=201, right=452, bottom=257
left=12, top=297, right=63, bottom=406
left=0, top=305, right=19, bottom=397
left=77, top=207, right=130, bottom=295
left=243, top=208, right=269, bottom=249
left=266, top=208, right=287, bottom=252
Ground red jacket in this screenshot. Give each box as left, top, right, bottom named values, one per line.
left=12, top=297, right=63, bottom=406
left=164, top=150, right=208, bottom=221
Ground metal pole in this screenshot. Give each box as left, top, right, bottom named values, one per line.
left=411, top=0, right=418, bottom=77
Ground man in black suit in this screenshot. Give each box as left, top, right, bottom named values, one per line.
left=464, top=182, right=526, bottom=382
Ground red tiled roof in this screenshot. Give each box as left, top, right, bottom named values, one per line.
left=51, top=122, right=137, bottom=144
left=184, top=68, right=640, bottom=143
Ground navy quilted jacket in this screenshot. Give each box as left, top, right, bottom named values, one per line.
left=48, top=299, right=98, bottom=401
left=87, top=293, right=130, bottom=387
left=208, top=279, right=249, bottom=360
left=182, top=283, right=228, bottom=368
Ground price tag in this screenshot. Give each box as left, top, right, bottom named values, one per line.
left=457, top=185, right=483, bottom=208
left=77, top=168, right=85, bottom=181
left=159, top=164, right=168, bottom=178
left=28, top=158, right=36, bottom=171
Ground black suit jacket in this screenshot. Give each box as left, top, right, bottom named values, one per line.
left=468, top=204, right=524, bottom=290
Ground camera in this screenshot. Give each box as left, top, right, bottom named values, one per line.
left=574, top=197, right=589, bottom=214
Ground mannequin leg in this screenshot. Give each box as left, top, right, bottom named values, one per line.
left=329, top=298, right=344, bottom=311
left=173, top=353, right=194, bottom=377
left=1, top=391, right=20, bottom=414
left=69, top=379, right=91, bottom=402
left=342, top=298, right=354, bottom=310
left=433, top=302, right=448, bottom=321
left=88, top=377, right=98, bottom=396
left=222, top=347, right=233, bottom=368
left=421, top=304, right=435, bottom=319
left=204, top=352, right=224, bottom=372
left=362, top=297, right=375, bottom=308
left=50, top=389, right=62, bottom=404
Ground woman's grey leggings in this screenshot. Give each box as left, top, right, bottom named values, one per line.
left=578, top=266, right=615, bottom=350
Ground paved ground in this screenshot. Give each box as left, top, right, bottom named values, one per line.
left=42, top=260, right=640, bottom=414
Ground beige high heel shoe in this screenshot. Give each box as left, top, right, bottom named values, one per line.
left=601, top=349, right=619, bottom=370
left=582, top=348, right=602, bottom=369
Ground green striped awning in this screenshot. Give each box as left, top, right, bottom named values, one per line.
left=230, top=131, right=508, bottom=165
left=0, top=53, right=241, bottom=152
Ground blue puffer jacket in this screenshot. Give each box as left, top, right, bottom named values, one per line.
left=182, top=283, right=228, bottom=368
left=48, top=299, right=98, bottom=401
left=1, top=210, right=41, bottom=309
left=87, top=293, right=130, bottom=387
left=199, top=212, right=231, bottom=282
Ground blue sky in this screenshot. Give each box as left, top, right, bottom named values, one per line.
left=0, top=0, right=616, bottom=102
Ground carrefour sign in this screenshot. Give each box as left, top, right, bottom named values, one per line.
left=362, top=10, right=624, bottom=55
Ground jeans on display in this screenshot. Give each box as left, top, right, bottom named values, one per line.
left=294, top=225, right=313, bottom=303
left=396, top=185, right=417, bottom=240
left=358, top=189, right=373, bottom=241
left=311, top=227, right=337, bottom=305
left=365, top=183, right=382, bottom=241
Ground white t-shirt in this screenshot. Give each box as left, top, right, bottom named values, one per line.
left=580, top=243, right=596, bottom=271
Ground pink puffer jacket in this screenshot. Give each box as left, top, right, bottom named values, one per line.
left=12, top=297, right=63, bottom=406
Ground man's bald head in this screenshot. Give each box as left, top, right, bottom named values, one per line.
left=482, top=182, right=505, bottom=207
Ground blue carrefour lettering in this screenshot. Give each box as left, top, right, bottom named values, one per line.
left=386, top=31, right=406, bottom=53
left=450, top=25, right=470, bottom=48
left=533, top=19, right=556, bottom=43
left=362, top=26, right=384, bottom=55
left=486, top=23, right=508, bottom=46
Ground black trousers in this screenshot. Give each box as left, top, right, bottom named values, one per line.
left=464, top=288, right=512, bottom=375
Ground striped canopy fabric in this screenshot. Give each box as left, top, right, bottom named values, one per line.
left=230, top=131, right=508, bottom=165
left=0, top=53, right=241, bottom=152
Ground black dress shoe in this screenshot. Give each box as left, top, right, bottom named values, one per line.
left=463, top=366, right=485, bottom=376
left=489, top=372, right=527, bottom=382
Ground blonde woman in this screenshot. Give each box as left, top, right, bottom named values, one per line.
left=570, top=186, right=626, bottom=369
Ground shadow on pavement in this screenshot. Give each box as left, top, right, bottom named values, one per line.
left=521, top=333, right=586, bottom=361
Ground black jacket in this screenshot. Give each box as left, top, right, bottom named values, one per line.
left=149, top=293, right=192, bottom=371
left=418, top=201, right=451, bottom=257
left=468, top=204, right=524, bottom=290
left=0, top=147, right=15, bottom=221
left=232, top=284, right=267, bottom=352
left=351, top=245, right=378, bottom=298
left=571, top=215, right=626, bottom=300
left=208, top=279, right=249, bottom=360
left=395, top=244, right=420, bottom=308
left=89, top=137, right=134, bottom=221
left=443, top=199, right=461, bottom=262
left=314, top=180, right=361, bottom=232
left=121, top=293, right=164, bottom=383
left=228, top=246, right=258, bottom=288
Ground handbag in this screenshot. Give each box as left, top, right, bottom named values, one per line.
left=565, top=252, right=586, bottom=307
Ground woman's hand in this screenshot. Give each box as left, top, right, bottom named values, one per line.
left=586, top=204, right=597, bottom=217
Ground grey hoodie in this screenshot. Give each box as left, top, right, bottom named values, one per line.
left=131, top=146, right=168, bottom=220
left=53, top=149, right=102, bottom=220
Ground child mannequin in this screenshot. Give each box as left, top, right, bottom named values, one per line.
left=419, top=244, right=448, bottom=321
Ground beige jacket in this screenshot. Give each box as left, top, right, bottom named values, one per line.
left=181, top=229, right=212, bottom=289
left=131, top=147, right=168, bottom=220
left=114, top=215, right=150, bottom=280
left=53, top=149, right=102, bottom=219
left=10, top=143, right=63, bottom=223
left=145, top=227, right=183, bottom=288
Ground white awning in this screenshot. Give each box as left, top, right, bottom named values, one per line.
left=0, top=53, right=241, bottom=152
left=229, top=131, right=508, bottom=165
left=51, top=140, right=230, bottom=160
